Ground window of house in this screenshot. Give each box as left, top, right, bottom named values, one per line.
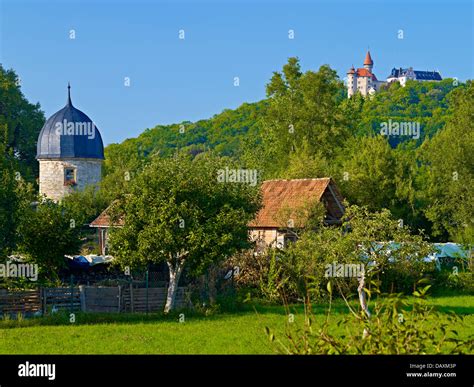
left=64, top=168, right=76, bottom=186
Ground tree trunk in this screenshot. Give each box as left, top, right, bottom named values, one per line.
left=358, top=271, right=371, bottom=339
left=358, top=272, right=371, bottom=318
left=164, top=259, right=185, bottom=313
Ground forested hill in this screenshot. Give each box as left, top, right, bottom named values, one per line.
left=104, top=100, right=267, bottom=163
left=101, top=59, right=471, bottom=243
left=104, top=76, right=458, bottom=173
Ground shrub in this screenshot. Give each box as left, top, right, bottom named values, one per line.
left=266, top=280, right=473, bottom=354
left=431, top=269, right=474, bottom=294
left=225, top=249, right=287, bottom=303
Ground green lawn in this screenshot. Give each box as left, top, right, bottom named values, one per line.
left=0, top=295, right=472, bottom=354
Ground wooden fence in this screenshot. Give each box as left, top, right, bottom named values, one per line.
left=0, top=288, right=41, bottom=314
left=43, top=287, right=81, bottom=312
left=121, top=286, right=188, bottom=313
left=80, top=286, right=120, bottom=313
left=0, top=286, right=190, bottom=315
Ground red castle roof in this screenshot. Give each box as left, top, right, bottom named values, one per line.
left=364, top=50, right=373, bottom=66
left=356, top=68, right=378, bottom=81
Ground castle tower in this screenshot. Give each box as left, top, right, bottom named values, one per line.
left=347, top=65, right=357, bottom=98
left=36, top=85, right=104, bottom=201
left=363, top=50, right=373, bottom=72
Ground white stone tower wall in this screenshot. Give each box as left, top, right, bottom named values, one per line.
left=358, top=77, right=369, bottom=96
left=347, top=74, right=357, bottom=97
left=38, top=158, right=102, bottom=201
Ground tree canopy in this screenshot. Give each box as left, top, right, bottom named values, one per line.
left=108, top=152, right=261, bottom=311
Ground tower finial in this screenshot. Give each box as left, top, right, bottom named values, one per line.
left=67, top=82, right=72, bottom=105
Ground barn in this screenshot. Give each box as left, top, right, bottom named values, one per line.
left=248, top=178, right=345, bottom=249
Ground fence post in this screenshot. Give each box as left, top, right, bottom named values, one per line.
left=145, top=270, right=149, bottom=315
left=70, top=274, right=74, bottom=313
left=130, top=279, right=134, bottom=313
left=117, top=285, right=122, bottom=313
left=41, top=287, right=46, bottom=315
left=79, top=285, right=86, bottom=312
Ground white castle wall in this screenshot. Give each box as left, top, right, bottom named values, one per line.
left=38, top=158, right=102, bottom=201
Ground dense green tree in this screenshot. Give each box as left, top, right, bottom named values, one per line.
left=338, top=135, right=397, bottom=211
left=356, top=78, right=459, bottom=144
left=0, top=66, right=45, bottom=181
left=420, top=82, right=474, bottom=243
left=260, top=59, right=349, bottom=177
left=108, top=152, right=261, bottom=312
left=0, top=149, right=21, bottom=257
left=16, top=200, right=82, bottom=278
left=62, top=185, right=109, bottom=228
left=0, top=67, right=44, bottom=258
left=282, top=139, right=331, bottom=179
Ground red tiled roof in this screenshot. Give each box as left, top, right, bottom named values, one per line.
left=356, top=68, right=378, bottom=81
left=364, top=50, right=373, bottom=66
left=249, top=178, right=344, bottom=228
left=90, top=203, right=124, bottom=228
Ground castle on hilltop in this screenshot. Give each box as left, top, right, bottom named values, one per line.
left=347, top=51, right=385, bottom=98
left=347, top=50, right=443, bottom=98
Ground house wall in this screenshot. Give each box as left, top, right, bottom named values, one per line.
left=249, top=228, right=290, bottom=249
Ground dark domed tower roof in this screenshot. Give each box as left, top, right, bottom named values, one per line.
left=36, top=85, right=104, bottom=160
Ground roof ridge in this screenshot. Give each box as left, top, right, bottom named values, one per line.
left=263, top=177, right=331, bottom=182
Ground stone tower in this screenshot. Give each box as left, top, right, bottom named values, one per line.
left=347, top=65, right=356, bottom=98
left=36, top=85, right=104, bottom=201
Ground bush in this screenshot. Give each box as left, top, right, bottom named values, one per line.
left=266, top=281, right=474, bottom=354
left=379, top=261, right=436, bottom=294
left=225, top=249, right=287, bottom=303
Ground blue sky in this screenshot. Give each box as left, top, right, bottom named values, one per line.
left=1, top=0, right=472, bottom=145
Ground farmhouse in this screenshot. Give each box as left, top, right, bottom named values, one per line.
left=90, top=178, right=345, bottom=254
left=248, top=178, right=345, bottom=249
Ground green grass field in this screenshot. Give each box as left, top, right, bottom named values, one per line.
left=0, top=295, right=472, bottom=354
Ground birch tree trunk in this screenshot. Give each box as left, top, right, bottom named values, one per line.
left=357, top=272, right=371, bottom=318
left=164, top=258, right=185, bottom=313
left=358, top=271, right=371, bottom=339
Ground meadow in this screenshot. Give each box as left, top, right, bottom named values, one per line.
left=0, top=294, right=472, bottom=354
